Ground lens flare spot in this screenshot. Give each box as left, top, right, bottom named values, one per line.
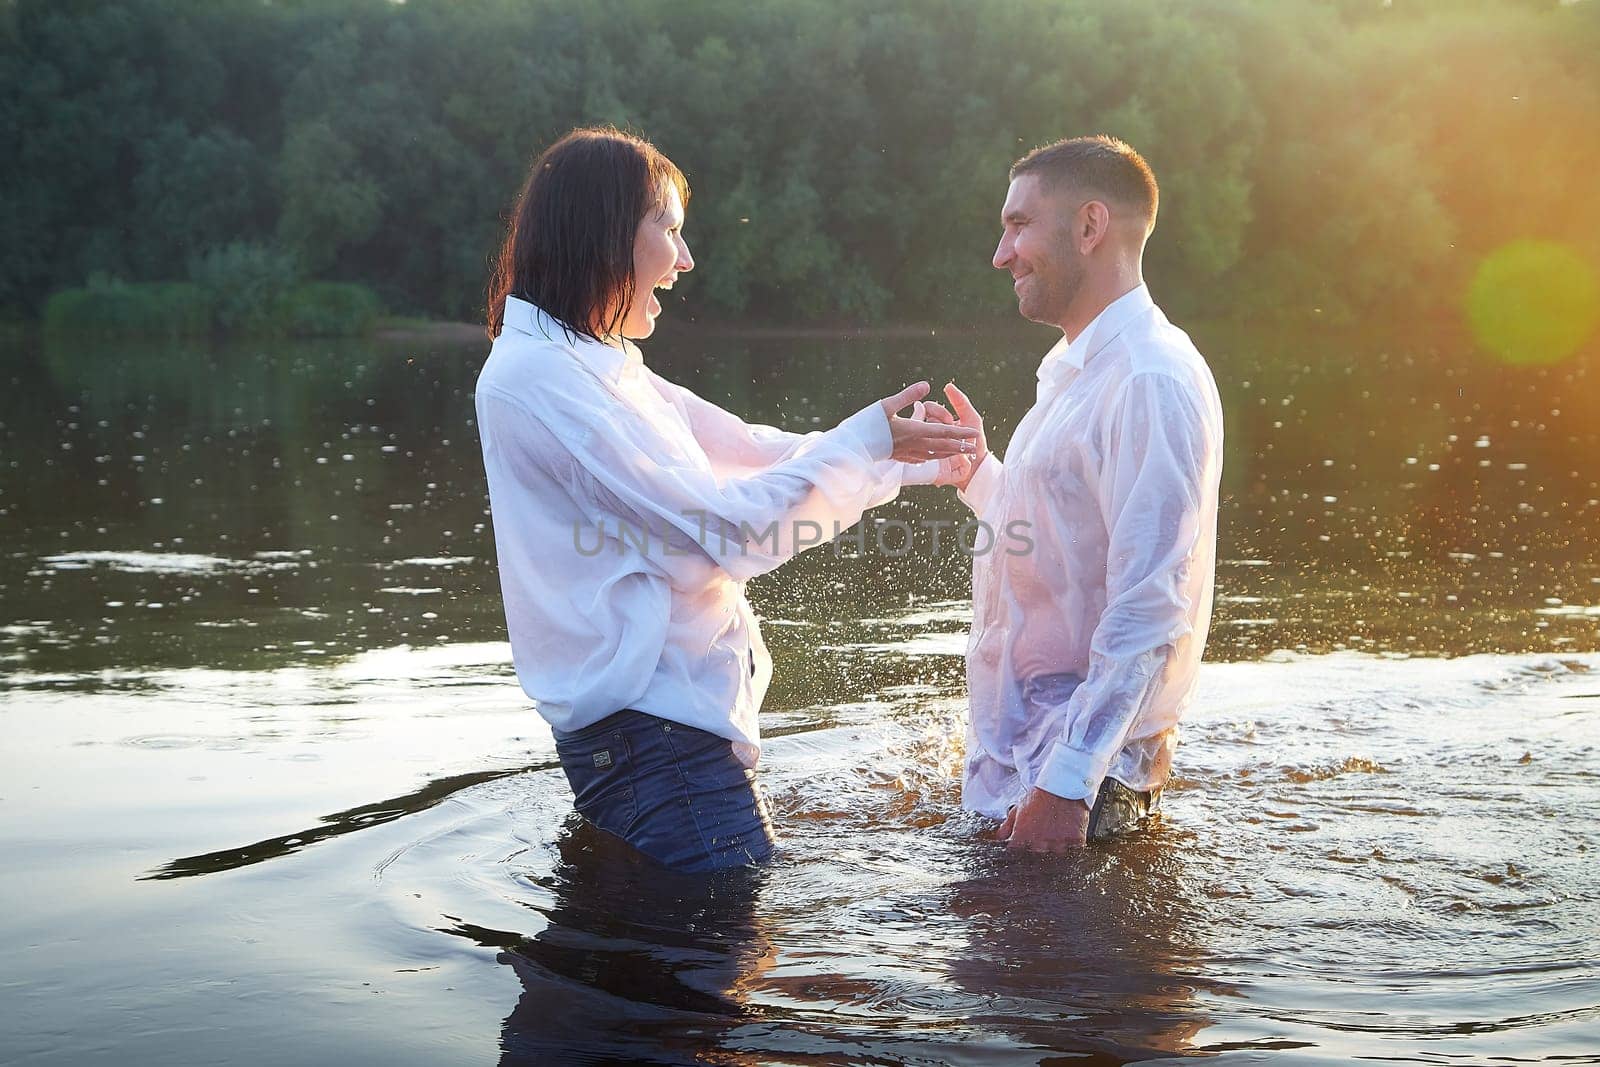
left=1466, top=240, right=1600, bottom=365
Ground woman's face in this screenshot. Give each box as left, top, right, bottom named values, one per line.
left=620, top=183, right=694, bottom=340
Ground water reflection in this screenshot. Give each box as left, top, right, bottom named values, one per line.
left=144, top=762, right=542, bottom=880
left=453, top=816, right=1221, bottom=1065
left=452, top=819, right=776, bottom=1065
left=5, top=325, right=1600, bottom=694
left=942, top=840, right=1220, bottom=1062
left=4, top=327, right=1600, bottom=1064
left=1, top=639, right=1595, bottom=1061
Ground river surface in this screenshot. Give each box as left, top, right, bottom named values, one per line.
left=2, top=320, right=1598, bottom=1064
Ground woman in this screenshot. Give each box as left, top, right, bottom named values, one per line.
left=476, top=127, right=976, bottom=873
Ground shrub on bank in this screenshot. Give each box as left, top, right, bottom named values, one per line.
left=39, top=276, right=381, bottom=338
left=42, top=279, right=212, bottom=337
left=276, top=281, right=382, bottom=337
left=188, top=242, right=301, bottom=334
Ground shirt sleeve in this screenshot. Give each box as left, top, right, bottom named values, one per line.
left=957, top=453, right=1005, bottom=517
left=653, top=375, right=839, bottom=473
left=900, top=459, right=944, bottom=486
left=479, top=381, right=903, bottom=585
left=1033, top=372, right=1218, bottom=801
left=655, top=374, right=939, bottom=489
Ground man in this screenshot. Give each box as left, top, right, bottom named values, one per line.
left=931, top=136, right=1225, bottom=851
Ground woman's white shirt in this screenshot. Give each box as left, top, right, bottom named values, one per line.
left=475, top=296, right=916, bottom=766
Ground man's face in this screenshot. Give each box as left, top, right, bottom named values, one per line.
left=993, top=174, right=1085, bottom=327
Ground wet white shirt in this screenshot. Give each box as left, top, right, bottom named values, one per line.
left=475, top=296, right=926, bottom=766
left=957, top=284, right=1224, bottom=815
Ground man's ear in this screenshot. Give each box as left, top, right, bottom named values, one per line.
left=1077, top=199, right=1112, bottom=254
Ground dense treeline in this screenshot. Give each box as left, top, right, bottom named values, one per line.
left=3, top=0, right=1597, bottom=335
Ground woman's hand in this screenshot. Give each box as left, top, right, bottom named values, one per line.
left=879, top=382, right=979, bottom=463
left=917, top=400, right=971, bottom=488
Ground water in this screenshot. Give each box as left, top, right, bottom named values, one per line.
left=2, top=322, right=1598, bottom=1064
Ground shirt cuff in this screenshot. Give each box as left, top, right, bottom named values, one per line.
left=899, top=459, right=942, bottom=486
left=957, top=452, right=1002, bottom=516
left=838, top=402, right=894, bottom=463
left=1033, top=739, right=1110, bottom=802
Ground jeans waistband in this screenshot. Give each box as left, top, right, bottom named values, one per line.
left=551, top=708, right=658, bottom=745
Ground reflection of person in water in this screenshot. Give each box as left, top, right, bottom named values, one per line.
left=467, top=808, right=1221, bottom=1063
left=489, top=818, right=777, bottom=1065
left=943, top=831, right=1222, bottom=1061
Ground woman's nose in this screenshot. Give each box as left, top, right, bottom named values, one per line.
left=677, top=237, right=695, bottom=273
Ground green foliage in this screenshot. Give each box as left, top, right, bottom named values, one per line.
left=276, top=282, right=383, bottom=337
left=187, top=242, right=300, bottom=334
left=4, top=0, right=1598, bottom=336
left=39, top=268, right=380, bottom=338
left=1, top=0, right=287, bottom=310
left=41, top=278, right=212, bottom=337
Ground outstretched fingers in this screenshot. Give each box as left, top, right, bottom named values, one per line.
left=944, top=381, right=982, bottom=427
left=904, top=421, right=979, bottom=456
left=884, top=384, right=978, bottom=462
left=883, top=381, right=932, bottom=416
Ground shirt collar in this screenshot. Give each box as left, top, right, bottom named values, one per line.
left=1036, top=283, right=1154, bottom=388
left=501, top=295, right=642, bottom=382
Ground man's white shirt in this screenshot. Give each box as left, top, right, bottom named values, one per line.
left=957, top=284, right=1224, bottom=815
left=475, top=296, right=934, bottom=767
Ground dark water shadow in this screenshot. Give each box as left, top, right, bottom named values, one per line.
left=938, top=826, right=1244, bottom=1062
left=444, top=813, right=1244, bottom=1065
left=440, top=817, right=774, bottom=1065
left=140, top=762, right=556, bottom=880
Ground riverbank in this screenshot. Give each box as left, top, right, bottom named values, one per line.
left=40, top=274, right=383, bottom=340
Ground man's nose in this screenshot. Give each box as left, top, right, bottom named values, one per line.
left=677, top=237, right=695, bottom=273
left=993, top=236, right=1013, bottom=271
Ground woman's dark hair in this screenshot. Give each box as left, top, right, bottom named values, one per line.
left=487, top=126, right=689, bottom=341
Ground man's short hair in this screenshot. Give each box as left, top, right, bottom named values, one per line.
left=1010, top=135, right=1159, bottom=232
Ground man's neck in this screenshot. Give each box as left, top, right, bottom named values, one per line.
left=1058, top=270, right=1144, bottom=343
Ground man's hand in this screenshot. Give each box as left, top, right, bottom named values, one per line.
left=995, top=786, right=1091, bottom=851
left=879, top=382, right=979, bottom=463
left=918, top=400, right=971, bottom=488
left=928, top=382, right=987, bottom=492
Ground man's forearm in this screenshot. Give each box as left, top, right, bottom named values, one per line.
left=1036, top=641, right=1175, bottom=801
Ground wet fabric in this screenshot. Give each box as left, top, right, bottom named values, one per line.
left=1087, top=775, right=1164, bottom=840
left=553, top=708, right=776, bottom=873
left=476, top=296, right=921, bottom=765
left=958, top=284, right=1225, bottom=813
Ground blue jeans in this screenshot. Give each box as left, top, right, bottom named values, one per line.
left=552, top=709, right=776, bottom=873
left=1086, top=776, right=1164, bottom=840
